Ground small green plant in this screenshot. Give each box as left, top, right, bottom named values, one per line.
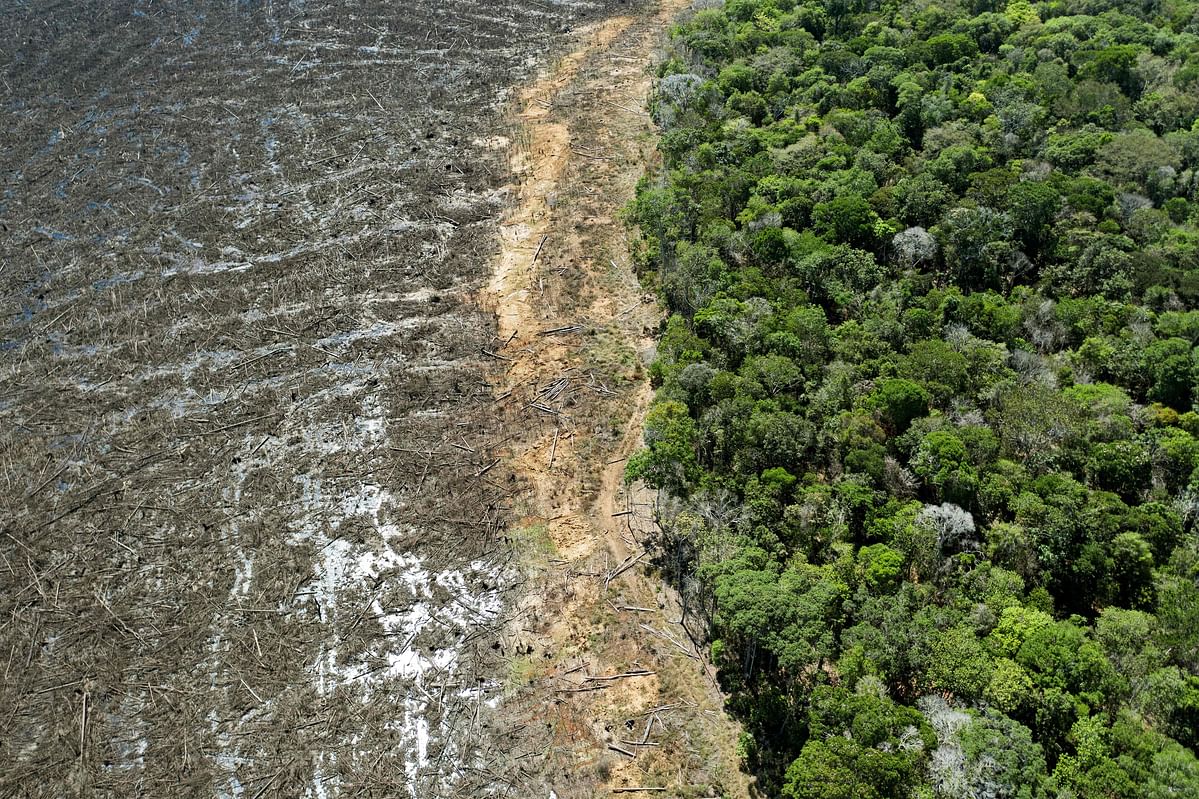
left=510, top=522, right=555, bottom=558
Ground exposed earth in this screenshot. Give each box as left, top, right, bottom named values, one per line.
left=0, top=0, right=745, bottom=796
left=481, top=5, right=752, bottom=796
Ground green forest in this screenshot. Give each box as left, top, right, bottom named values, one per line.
left=627, top=0, right=1199, bottom=795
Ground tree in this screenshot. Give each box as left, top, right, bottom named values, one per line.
left=891, top=226, right=938, bottom=269
left=927, top=625, right=993, bottom=700
left=782, top=685, right=934, bottom=799
left=1144, top=336, right=1193, bottom=408
left=912, top=434, right=980, bottom=507
left=1047, top=716, right=1136, bottom=799
left=661, top=241, right=724, bottom=317
left=957, top=711, right=1048, bottom=799
left=990, top=385, right=1085, bottom=474
left=1094, top=130, right=1181, bottom=192
left=710, top=560, right=848, bottom=680
left=866, top=378, right=931, bottom=434
left=632, top=0, right=1199, bottom=791
left=986, top=605, right=1055, bottom=659
left=921, top=33, right=979, bottom=65
left=1044, top=126, right=1114, bottom=170
left=1145, top=743, right=1199, bottom=799
left=895, top=173, right=956, bottom=226
left=1077, top=45, right=1145, bottom=99
left=899, top=339, right=970, bottom=405
left=934, top=207, right=1017, bottom=291
left=1085, top=440, right=1150, bottom=500
left=626, top=400, right=700, bottom=493
left=1107, top=532, right=1156, bottom=609
left=1155, top=545, right=1199, bottom=671
left=792, top=246, right=884, bottom=316
left=857, top=544, right=904, bottom=593
left=986, top=522, right=1041, bottom=585
left=917, top=502, right=980, bottom=565
left=986, top=658, right=1038, bottom=717
left=812, top=194, right=881, bottom=250
left=1006, top=181, right=1062, bottom=260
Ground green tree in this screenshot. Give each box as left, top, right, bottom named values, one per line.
left=1108, top=532, right=1156, bottom=609
left=812, top=194, right=882, bottom=250
left=912, top=431, right=980, bottom=506
left=631, top=0, right=1199, bottom=790
left=986, top=658, right=1038, bottom=717
left=934, top=207, right=1017, bottom=291
left=1085, top=440, right=1150, bottom=500
left=627, top=400, right=700, bottom=493
left=958, top=711, right=1048, bottom=799
left=1144, top=337, right=1193, bottom=408
left=865, top=378, right=931, bottom=434
left=857, top=543, right=904, bottom=593
left=1007, top=181, right=1062, bottom=260
left=782, top=685, right=934, bottom=799
left=1046, top=715, right=1138, bottom=799
left=927, top=625, right=993, bottom=700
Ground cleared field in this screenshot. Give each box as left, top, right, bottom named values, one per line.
left=0, top=0, right=628, bottom=796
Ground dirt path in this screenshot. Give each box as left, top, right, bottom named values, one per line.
left=483, top=2, right=753, bottom=795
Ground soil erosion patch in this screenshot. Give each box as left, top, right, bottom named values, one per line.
left=483, top=2, right=753, bottom=796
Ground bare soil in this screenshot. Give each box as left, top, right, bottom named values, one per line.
left=0, top=1, right=661, bottom=797
left=482, top=5, right=753, bottom=796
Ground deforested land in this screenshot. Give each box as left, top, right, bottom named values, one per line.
left=0, top=0, right=706, bottom=796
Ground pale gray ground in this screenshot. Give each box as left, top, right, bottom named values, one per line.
left=0, top=0, right=637, bottom=795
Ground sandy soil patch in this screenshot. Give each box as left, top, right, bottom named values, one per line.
left=482, top=3, right=753, bottom=796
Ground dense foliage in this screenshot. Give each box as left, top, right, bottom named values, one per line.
left=628, top=0, right=1199, bottom=794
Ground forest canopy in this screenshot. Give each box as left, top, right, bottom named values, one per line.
left=629, top=0, right=1199, bottom=794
